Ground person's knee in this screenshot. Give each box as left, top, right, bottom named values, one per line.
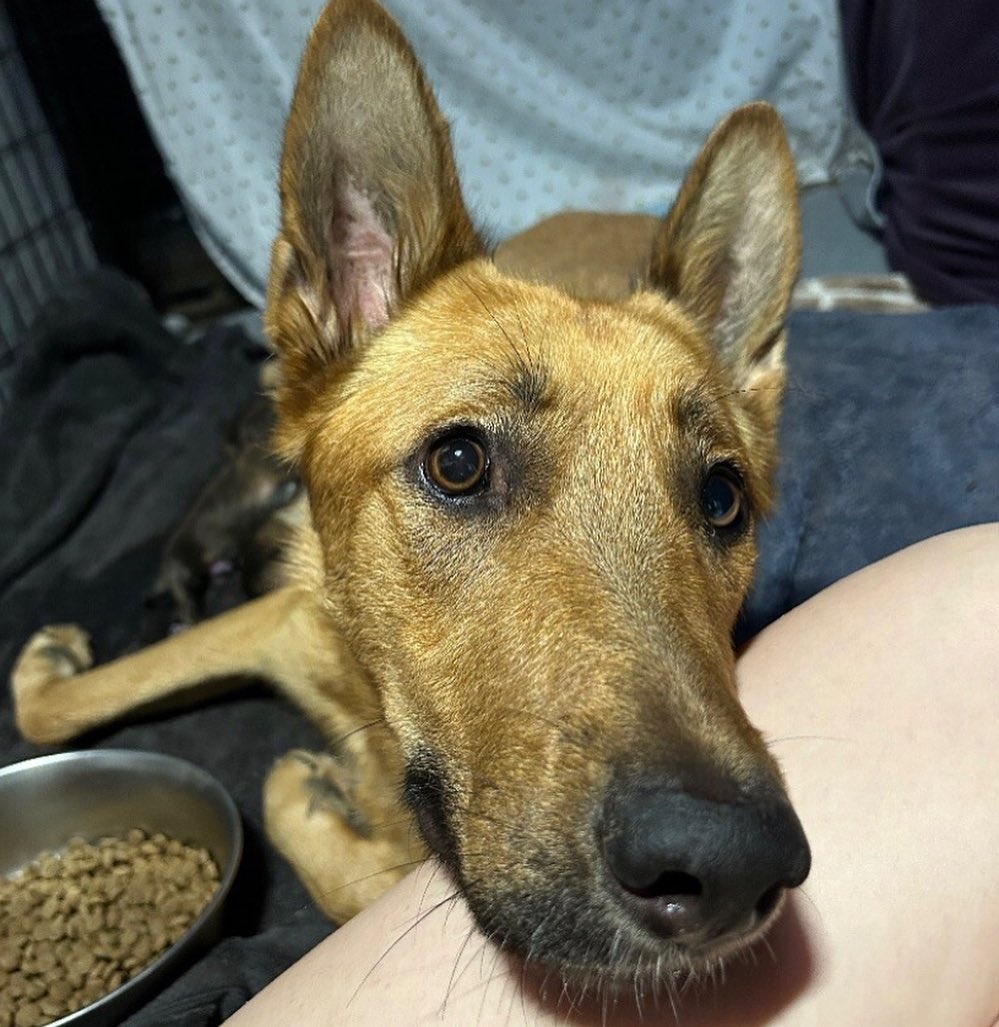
left=901, top=521, right=999, bottom=569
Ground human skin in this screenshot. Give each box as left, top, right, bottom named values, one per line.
left=227, top=525, right=999, bottom=1026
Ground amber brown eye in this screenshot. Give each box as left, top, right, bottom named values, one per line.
left=426, top=435, right=488, bottom=495
left=701, top=465, right=745, bottom=530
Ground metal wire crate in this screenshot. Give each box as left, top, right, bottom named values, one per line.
left=0, top=4, right=96, bottom=407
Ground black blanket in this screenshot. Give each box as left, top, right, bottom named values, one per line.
left=1, top=272, right=996, bottom=1024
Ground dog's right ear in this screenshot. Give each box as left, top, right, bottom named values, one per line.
left=265, top=0, right=482, bottom=391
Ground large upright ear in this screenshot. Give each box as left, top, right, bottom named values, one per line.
left=265, top=0, right=483, bottom=387
left=647, top=103, right=800, bottom=437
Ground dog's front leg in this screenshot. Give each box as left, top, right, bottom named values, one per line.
left=11, top=587, right=323, bottom=745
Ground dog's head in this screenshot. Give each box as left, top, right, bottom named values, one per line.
left=266, top=0, right=807, bottom=984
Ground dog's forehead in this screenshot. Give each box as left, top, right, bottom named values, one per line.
left=338, top=262, right=729, bottom=439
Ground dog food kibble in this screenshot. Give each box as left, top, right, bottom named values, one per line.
left=0, top=830, right=220, bottom=1027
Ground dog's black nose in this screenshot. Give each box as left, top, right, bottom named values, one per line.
left=601, top=775, right=810, bottom=945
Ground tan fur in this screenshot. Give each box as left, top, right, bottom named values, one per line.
left=495, top=211, right=661, bottom=301
left=11, top=0, right=802, bottom=984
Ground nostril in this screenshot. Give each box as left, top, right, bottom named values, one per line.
left=615, top=869, right=706, bottom=940
left=630, top=869, right=703, bottom=901
left=754, top=883, right=783, bottom=921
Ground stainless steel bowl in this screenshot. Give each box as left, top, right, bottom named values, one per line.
left=0, top=749, right=242, bottom=1027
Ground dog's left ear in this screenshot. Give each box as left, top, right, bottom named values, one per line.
left=647, top=103, right=800, bottom=459
left=266, top=0, right=483, bottom=394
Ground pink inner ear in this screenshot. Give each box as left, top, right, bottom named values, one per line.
left=329, top=184, right=396, bottom=333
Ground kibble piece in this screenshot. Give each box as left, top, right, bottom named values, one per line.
left=46, top=980, right=71, bottom=1004
left=13, top=1002, right=41, bottom=1027
left=37, top=856, right=60, bottom=880
left=24, top=978, right=46, bottom=1002
left=7, top=890, right=33, bottom=917
left=0, top=944, right=19, bottom=972
left=4, top=973, right=25, bottom=1000
left=0, top=830, right=220, bottom=1027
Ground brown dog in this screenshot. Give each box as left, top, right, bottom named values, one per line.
left=147, top=395, right=301, bottom=630
left=12, top=0, right=808, bottom=988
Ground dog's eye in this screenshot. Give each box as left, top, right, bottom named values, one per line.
left=425, top=435, right=488, bottom=495
left=701, top=465, right=745, bottom=531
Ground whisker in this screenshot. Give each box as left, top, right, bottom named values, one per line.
left=716, top=383, right=786, bottom=401
left=765, top=732, right=845, bottom=748
left=441, top=922, right=480, bottom=1014
left=348, top=888, right=463, bottom=1006
left=477, top=929, right=512, bottom=1024
left=796, top=883, right=821, bottom=917
left=419, top=858, right=443, bottom=913
left=310, top=857, right=427, bottom=904
left=323, top=716, right=387, bottom=754
left=480, top=700, right=615, bottom=763
left=461, top=275, right=534, bottom=382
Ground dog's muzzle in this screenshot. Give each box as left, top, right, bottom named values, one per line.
left=403, top=748, right=810, bottom=976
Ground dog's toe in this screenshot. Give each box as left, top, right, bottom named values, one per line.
left=267, top=749, right=368, bottom=835
left=38, top=624, right=93, bottom=673
left=10, top=625, right=93, bottom=743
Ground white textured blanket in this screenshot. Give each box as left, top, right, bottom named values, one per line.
left=97, top=0, right=868, bottom=305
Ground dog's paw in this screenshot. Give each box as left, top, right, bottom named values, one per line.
left=265, top=749, right=369, bottom=836
left=11, top=625, right=93, bottom=742
left=12, top=624, right=93, bottom=688
left=264, top=748, right=416, bottom=922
